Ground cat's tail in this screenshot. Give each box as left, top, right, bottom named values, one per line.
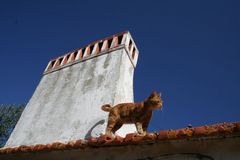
left=101, top=104, right=112, bottom=112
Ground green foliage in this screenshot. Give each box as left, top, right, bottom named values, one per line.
left=0, top=104, right=25, bottom=147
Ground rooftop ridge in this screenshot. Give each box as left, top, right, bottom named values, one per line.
left=1, top=121, right=239, bottom=155
left=44, top=31, right=139, bottom=75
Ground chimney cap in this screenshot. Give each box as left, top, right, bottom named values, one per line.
left=44, top=31, right=139, bottom=74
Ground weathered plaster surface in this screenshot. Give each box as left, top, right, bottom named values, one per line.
left=6, top=48, right=137, bottom=147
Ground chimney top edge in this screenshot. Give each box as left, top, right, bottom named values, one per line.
left=44, top=31, right=139, bottom=74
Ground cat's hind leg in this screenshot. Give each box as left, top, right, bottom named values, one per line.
left=112, top=122, right=123, bottom=134
left=105, top=116, right=118, bottom=137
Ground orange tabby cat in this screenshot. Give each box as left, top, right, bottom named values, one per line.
left=102, top=91, right=163, bottom=137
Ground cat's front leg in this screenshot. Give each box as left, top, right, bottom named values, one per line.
left=135, top=122, right=145, bottom=135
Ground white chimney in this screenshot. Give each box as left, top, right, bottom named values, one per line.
left=5, top=31, right=139, bottom=147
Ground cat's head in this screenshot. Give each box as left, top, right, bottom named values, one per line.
left=146, top=91, right=163, bottom=110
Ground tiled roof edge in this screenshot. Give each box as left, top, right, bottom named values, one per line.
left=1, top=121, right=239, bottom=155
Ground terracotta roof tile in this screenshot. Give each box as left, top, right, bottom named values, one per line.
left=66, top=139, right=86, bottom=149
left=97, top=135, right=115, bottom=145
left=124, top=133, right=144, bottom=144
left=176, top=128, right=193, bottom=138
left=50, top=142, right=67, bottom=150
left=236, top=122, right=240, bottom=131
left=142, top=133, right=158, bottom=142
left=0, top=121, right=239, bottom=155
left=87, top=137, right=98, bottom=146
left=111, top=135, right=124, bottom=145
left=33, top=144, right=49, bottom=151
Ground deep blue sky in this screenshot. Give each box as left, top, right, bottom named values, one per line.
left=0, top=0, right=240, bottom=131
